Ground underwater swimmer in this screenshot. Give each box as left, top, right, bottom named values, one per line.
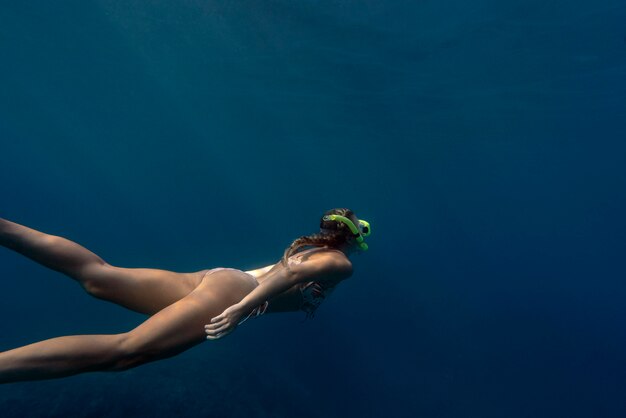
left=0, top=208, right=370, bottom=383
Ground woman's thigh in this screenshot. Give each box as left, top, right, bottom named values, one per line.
left=116, top=268, right=257, bottom=369
left=83, top=264, right=211, bottom=315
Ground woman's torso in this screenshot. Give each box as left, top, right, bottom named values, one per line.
left=244, top=247, right=346, bottom=314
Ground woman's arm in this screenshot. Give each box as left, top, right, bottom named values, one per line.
left=205, top=254, right=352, bottom=339
left=244, top=264, right=275, bottom=277
left=241, top=254, right=351, bottom=313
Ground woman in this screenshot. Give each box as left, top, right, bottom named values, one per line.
left=0, top=208, right=371, bottom=383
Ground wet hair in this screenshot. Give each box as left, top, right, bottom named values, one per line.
left=280, top=208, right=358, bottom=266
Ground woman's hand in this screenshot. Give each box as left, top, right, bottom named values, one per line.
left=205, top=304, right=246, bottom=340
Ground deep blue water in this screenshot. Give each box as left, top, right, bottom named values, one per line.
left=1, top=1, right=625, bottom=417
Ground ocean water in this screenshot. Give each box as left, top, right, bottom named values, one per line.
left=1, top=1, right=625, bottom=417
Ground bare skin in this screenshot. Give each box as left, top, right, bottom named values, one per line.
left=0, top=218, right=353, bottom=383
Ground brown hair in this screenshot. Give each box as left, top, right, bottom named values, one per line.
left=280, top=208, right=358, bottom=266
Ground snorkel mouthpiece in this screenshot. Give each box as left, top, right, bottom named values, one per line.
left=322, top=214, right=371, bottom=251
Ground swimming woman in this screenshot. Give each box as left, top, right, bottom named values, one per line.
left=0, top=208, right=370, bottom=383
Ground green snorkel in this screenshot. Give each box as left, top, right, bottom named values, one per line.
left=322, top=215, right=371, bottom=251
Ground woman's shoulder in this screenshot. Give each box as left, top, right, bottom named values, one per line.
left=289, top=247, right=352, bottom=282
left=290, top=247, right=350, bottom=266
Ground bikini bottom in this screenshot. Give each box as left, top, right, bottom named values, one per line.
left=204, top=267, right=268, bottom=325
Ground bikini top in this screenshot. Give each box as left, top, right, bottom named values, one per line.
left=288, top=248, right=338, bottom=319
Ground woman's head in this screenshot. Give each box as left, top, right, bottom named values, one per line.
left=281, top=208, right=363, bottom=266
left=319, top=208, right=360, bottom=235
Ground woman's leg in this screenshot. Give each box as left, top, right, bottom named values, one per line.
left=0, top=218, right=207, bottom=314
left=0, top=269, right=257, bottom=383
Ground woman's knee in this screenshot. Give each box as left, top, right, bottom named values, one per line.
left=78, top=261, right=116, bottom=298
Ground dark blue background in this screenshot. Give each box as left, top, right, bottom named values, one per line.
left=1, top=1, right=625, bottom=416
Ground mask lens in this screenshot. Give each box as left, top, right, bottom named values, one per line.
left=358, top=220, right=371, bottom=236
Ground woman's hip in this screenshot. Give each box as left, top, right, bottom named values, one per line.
left=200, top=267, right=258, bottom=302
